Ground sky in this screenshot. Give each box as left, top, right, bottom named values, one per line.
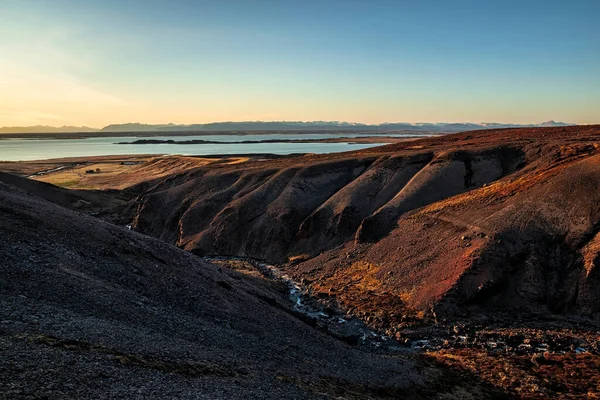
left=0, top=0, right=598, bottom=127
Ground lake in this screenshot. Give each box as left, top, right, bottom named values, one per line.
left=0, top=133, right=426, bottom=161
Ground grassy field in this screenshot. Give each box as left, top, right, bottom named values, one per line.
left=0, top=155, right=251, bottom=190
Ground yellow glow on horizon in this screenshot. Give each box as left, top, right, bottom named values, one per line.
left=1, top=57, right=597, bottom=128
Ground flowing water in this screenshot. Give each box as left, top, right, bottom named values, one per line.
left=198, top=256, right=599, bottom=355
left=201, top=256, right=399, bottom=349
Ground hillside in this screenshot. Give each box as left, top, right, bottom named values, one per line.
left=3, top=124, right=600, bottom=398
left=0, top=179, right=504, bottom=399
left=117, top=125, right=600, bottom=322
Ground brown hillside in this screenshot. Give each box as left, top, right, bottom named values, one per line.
left=1, top=180, right=505, bottom=398
left=117, top=125, right=600, bottom=320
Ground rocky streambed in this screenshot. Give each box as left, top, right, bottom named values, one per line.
left=201, top=257, right=600, bottom=358
left=202, top=256, right=400, bottom=349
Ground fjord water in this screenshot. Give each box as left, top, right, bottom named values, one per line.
left=0, top=133, right=423, bottom=161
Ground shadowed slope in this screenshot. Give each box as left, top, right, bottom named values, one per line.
left=287, top=128, right=600, bottom=323
left=1, top=181, right=506, bottom=399
left=125, top=145, right=524, bottom=262
left=120, top=125, right=600, bottom=321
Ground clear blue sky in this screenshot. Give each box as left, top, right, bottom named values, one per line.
left=1, top=0, right=598, bottom=127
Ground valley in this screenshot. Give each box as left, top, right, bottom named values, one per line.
left=3, top=125, right=600, bottom=398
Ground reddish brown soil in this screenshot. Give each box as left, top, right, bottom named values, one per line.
left=4, top=124, right=600, bottom=398
left=103, top=125, right=600, bottom=320
left=3, top=179, right=509, bottom=399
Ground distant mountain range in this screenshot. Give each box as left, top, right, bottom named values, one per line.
left=0, top=120, right=572, bottom=134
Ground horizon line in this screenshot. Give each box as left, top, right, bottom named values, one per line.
left=0, top=119, right=578, bottom=130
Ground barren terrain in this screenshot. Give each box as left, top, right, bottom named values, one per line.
left=0, top=172, right=502, bottom=399
left=3, top=125, right=600, bottom=398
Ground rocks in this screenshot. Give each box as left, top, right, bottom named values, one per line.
left=394, top=322, right=600, bottom=359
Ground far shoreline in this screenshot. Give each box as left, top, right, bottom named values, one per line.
left=113, top=136, right=422, bottom=146
left=0, top=129, right=439, bottom=140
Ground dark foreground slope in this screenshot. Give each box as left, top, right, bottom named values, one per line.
left=120, top=125, right=600, bottom=321
left=0, top=181, right=504, bottom=399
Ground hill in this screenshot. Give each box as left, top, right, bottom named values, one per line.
left=118, top=125, right=600, bottom=323
left=3, top=124, right=600, bottom=398
left=0, top=178, right=502, bottom=398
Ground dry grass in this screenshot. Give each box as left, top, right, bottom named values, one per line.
left=3, top=155, right=222, bottom=190
left=34, top=162, right=143, bottom=189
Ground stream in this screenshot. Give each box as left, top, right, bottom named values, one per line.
left=201, top=256, right=404, bottom=350
left=198, top=256, right=600, bottom=356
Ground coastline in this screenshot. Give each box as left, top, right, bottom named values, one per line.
left=0, top=129, right=438, bottom=140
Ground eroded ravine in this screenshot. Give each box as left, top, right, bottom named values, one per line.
left=199, top=256, right=600, bottom=360
left=201, top=256, right=402, bottom=349
left=127, top=146, right=525, bottom=263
